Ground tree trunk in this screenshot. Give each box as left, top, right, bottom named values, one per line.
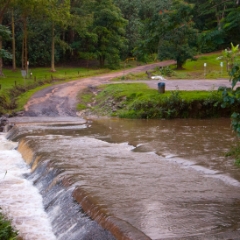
left=51, top=23, right=56, bottom=72
left=21, top=37, right=24, bottom=69
left=176, top=60, right=183, bottom=70
left=99, top=56, right=105, bottom=68
left=22, top=15, right=28, bottom=71
left=11, top=9, right=16, bottom=71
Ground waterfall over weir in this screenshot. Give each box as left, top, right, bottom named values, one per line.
left=0, top=133, right=56, bottom=240
left=4, top=117, right=240, bottom=239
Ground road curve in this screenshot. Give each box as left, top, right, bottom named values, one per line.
left=23, top=60, right=234, bottom=117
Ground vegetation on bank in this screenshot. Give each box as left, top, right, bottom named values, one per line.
left=0, top=67, right=111, bottom=115
left=0, top=51, right=226, bottom=116
left=113, top=53, right=240, bottom=81
left=0, top=210, right=18, bottom=240
left=77, top=83, right=237, bottom=119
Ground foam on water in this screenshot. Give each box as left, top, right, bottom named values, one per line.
left=0, top=133, right=56, bottom=240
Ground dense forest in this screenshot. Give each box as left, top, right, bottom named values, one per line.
left=0, top=0, right=240, bottom=73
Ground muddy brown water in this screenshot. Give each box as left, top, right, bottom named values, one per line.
left=6, top=117, right=240, bottom=240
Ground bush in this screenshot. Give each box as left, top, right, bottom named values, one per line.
left=0, top=210, right=18, bottom=240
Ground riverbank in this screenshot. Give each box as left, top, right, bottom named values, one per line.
left=76, top=83, right=238, bottom=119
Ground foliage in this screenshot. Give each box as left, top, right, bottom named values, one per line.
left=198, top=29, right=224, bottom=53
left=113, top=0, right=141, bottom=58
left=0, top=66, right=110, bottom=114
left=112, top=53, right=230, bottom=81
left=225, top=142, right=240, bottom=166
left=132, top=1, right=172, bottom=62
left=0, top=24, right=12, bottom=59
left=0, top=210, right=18, bottom=240
left=85, top=0, right=128, bottom=69
left=158, top=66, right=174, bottom=77
left=189, top=0, right=236, bottom=52
left=157, top=0, right=198, bottom=69
left=77, top=88, right=95, bottom=111
left=223, top=5, right=240, bottom=45
left=217, top=43, right=240, bottom=71
left=86, top=83, right=232, bottom=119
left=1, top=0, right=240, bottom=71
left=218, top=44, right=240, bottom=136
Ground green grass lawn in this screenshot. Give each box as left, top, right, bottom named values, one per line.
left=175, top=53, right=229, bottom=79
left=78, top=83, right=229, bottom=119
left=0, top=66, right=111, bottom=114
left=0, top=51, right=236, bottom=115
left=112, top=52, right=235, bottom=81
left=0, top=67, right=110, bottom=92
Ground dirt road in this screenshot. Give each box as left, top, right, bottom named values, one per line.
left=23, top=60, right=234, bottom=117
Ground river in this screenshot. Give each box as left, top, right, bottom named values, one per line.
left=2, top=117, right=240, bottom=239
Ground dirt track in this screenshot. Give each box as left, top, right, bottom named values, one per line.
left=23, top=60, right=234, bottom=117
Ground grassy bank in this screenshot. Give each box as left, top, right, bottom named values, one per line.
left=0, top=67, right=110, bottom=115
left=112, top=53, right=231, bottom=81
left=77, top=83, right=237, bottom=119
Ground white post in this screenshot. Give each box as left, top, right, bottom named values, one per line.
left=26, top=61, right=29, bottom=79
left=220, top=62, right=223, bottom=77
left=204, top=63, right=207, bottom=78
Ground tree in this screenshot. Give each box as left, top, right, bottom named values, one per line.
left=219, top=44, right=240, bottom=135
left=157, top=0, right=198, bottom=69
left=188, top=0, right=237, bottom=52
left=0, top=25, right=12, bottom=59
left=89, top=0, right=128, bottom=68
left=113, top=0, right=142, bottom=57
left=0, top=0, right=12, bottom=75
left=42, top=0, right=70, bottom=72
left=223, top=2, right=240, bottom=45
left=217, top=42, right=240, bottom=71
left=133, top=0, right=172, bottom=62
left=14, top=0, right=39, bottom=71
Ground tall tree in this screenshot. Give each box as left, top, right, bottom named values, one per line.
left=113, top=0, right=141, bottom=57
left=42, top=0, right=70, bottom=72
left=89, top=0, right=128, bottom=68
left=15, top=0, right=39, bottom=71
left=59, top=0, right=94, bottom=66
left=223, top=2, right=240, bottom=45
left=132, top=0, right=171, bottom=62
left=188, top=0, right=236, bottom=52
left=0, top=0, right=12, bottom=75
left=11, top=8, right=16, bottom=71
left=157, top=0, right=198, bottom=69
left=0, top=24, right=12, bottom=61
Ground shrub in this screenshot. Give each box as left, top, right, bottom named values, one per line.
left=0, top=210, right=18, bottom=240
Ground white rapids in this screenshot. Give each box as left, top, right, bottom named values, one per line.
left=0, top=133, right=56, bottom=240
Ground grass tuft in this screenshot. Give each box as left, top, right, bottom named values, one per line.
left=0, top=210, right=18, bottom=240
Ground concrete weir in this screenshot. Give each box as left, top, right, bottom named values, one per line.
left=3, top=117, right=240, bottom=240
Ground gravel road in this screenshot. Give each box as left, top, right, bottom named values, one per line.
left=23, top=60, right=236, bottom=117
